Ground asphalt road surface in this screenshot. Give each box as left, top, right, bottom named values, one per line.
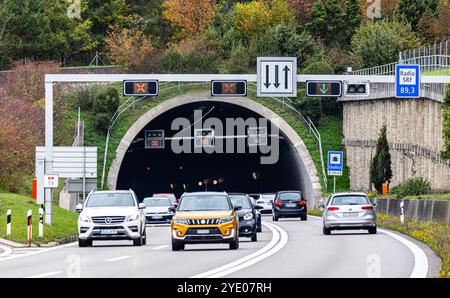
left=0, top=216, right=439, bottom=278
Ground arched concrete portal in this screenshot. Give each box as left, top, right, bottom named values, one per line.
left=108, top=92, right=322, bottom=207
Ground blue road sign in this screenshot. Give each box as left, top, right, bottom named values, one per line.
left=395, top=64, right=420, bottom=98
left=328, top=151, right=343, bottom=176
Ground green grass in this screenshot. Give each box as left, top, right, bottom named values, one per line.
left=308, top=209, right=450, bottom=277
left=0, top=192, right=78, bottom=245
left=423, top=69, right=450, bottom=76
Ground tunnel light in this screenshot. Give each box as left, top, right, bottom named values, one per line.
left=212, top=179, right=219, bottom=186
left=251, top=172, right=258, bottom=180
left=198, top=181, right=204, bottom=187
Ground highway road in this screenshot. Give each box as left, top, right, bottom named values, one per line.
left=0, top=215, right=440, bottom=278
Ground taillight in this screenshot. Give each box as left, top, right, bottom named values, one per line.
left=299, top=200, right=307, bottom=206
left=274, top=201, right=282, bottom=207
left=327, top=206, right=339, bottom=211
left=361, top=205, right=373, bottom=210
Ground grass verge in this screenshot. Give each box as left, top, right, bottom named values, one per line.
left=308, top=209, right=450, bottom=277
left=0, top=192, right=78, bottom=245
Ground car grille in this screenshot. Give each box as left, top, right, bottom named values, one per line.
left=91, top=216, right=125, bottom=224
left=187, top=218, right=220, bottom=225
left=186, top=228, right=221, bottom=235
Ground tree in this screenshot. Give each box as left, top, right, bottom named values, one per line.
left=344, top=0, right=362, bottom=44
left=232, top=0, right=295, bottom=40
left=105, top=25, right=158, bottom=72
left=287, top=0, right=315, bottom=25
left=370, top=125, right=393, bottom=194
left=308, top=0, right=347, bottom=46
left=162, top=0, right=217, bottom=39
left=2, top=0, right=95, bottom=62
left=397, top=0, right=440, bottom=30
left=351, top=20, right=422, bottom=69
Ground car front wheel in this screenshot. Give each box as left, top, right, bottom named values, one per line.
left=229, top=232, right=239, bottom=250
left=172, top=240, right=185, bottom=251
left=368, top=227, right=377, bottom=234
left=323, top=226, right=331, bottom=235
left=78, top=238, right=92, bottom=247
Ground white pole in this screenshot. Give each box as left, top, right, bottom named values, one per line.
left=27, top=210, right=32, bottom=247
left=400, top=200, right=405, bottom=224
left=333, top=176, right=336, bottom=194
left=6, top=209, right=11, bottom=236
left=39, top=208, right=44, bottom=238
left=45, top=82, right=53, bottom=225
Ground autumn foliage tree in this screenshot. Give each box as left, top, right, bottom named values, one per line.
left=0, top=61, right=58, bottom=191
left=162, top=0, right=217, bottom=39
left=105, top=25, right=158, bottom=72
left=288, top=0, right=314, bottom=25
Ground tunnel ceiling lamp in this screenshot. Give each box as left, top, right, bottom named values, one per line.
left=212, top=179, right=219, bottom=186
left=170, top=184, right=174, bottom=189
left=251, top=172, right=258, bottom=180
left=197, top=181, right=203, bottom=187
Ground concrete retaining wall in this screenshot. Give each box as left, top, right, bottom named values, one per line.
left=373, top=198, right=450, bottom=224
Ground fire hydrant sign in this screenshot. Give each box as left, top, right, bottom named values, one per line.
left=395, top=64, right=420, bottom=98
left=43, top=174, right=59, bottom=189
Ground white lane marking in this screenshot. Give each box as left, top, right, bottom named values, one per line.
left=105, top=255, right=131, bottom=262
left=191, top=221, right=288, bottom=278
left=0, top=245, right=13, bottom=257
left=309, top=215, right=429, bottom=278
left=26, top=271, right=63, bottom=278
left=379, top=228, right=428, bottom=278
left=151, top=245, right=168, bottom=250
left=0, top=242, right=77, bottom=262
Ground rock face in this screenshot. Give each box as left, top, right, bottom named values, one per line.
left=343, top=98, right=450, bottom=191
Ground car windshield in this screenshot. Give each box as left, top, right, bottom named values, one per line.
left=331, top=195, right=370, bottom=205
left=86, top=193, right=136, bottom=208
left=277, top=192, right=302, bottom=201
left=261, top=194, right=275, bottom=201
left=178, top=195, right=231, bottom=211
left=144, top=198, right=171, bottom=207
left=229, top=196, right=252, bottom=209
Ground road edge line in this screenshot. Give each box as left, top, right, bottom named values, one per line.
left=191, top=221, right=288, bottom=278
left=0, top=245, right=13, bottom=257
left=309, top=215, right=429, bottom=278
left=0, top=242, right=77, bottom=262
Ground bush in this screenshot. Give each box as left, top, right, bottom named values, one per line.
left=303, top=60, right=334, bottom=74
left=294, top=93, right=322, bottom=125
left=94, top=113, right=111, bottom=135
left=390, top=177, right=431, bottom=197
left=351, top=20, right=422, bottom=69
left=442, top=85, right=450, bottom=159
left=160, top=48, right=218, bottom=74
left=93, top=87, right=120, bottom=115
left=74, top=86, right=98, bottom=111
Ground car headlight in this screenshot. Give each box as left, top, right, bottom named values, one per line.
left=175, top=218, right=189, bottom=224
left=219, top=216, right=234, bottom=224
left=127, top=213, right=140, bottom=222
left=243, top=213, right=253, bottom=220
left=79, top=215, right=91, bottom=223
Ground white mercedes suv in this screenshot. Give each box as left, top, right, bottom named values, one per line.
left=76, top=190, right=147, bottom=247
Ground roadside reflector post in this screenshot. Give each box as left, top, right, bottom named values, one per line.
left=400, top=200, right=405, bottom=224
left=39, top=208, right=44, bottom=238
left=27, top=210, right=32, bottom=247
left=6, top=209, right=11, bottom=236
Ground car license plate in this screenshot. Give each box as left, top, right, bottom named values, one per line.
left=343, top=213, right=357, bottom=217
left=285, top=203, right=297, bottom=208
left=152, top=216, right=163, bottom=219
left=197, top=229, right=210, bottom=234
left=100, top=229, right=117, bottom=235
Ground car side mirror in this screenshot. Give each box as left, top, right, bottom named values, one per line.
left=233, top=206, right=242, bottom=211
left=76, top=203, right=83, bottom=213
left=254, top=205, right=263, bottom=210
left=138, top=203, right=146, bottom=209
left=169, top=206, right=176, bottom=212
left=372, top=202, right=377, bottom=207
left=319, top=204, right=325, bottom=210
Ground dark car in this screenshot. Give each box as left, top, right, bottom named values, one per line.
left=229, top=193, right=262, bottom=241
left=247, top=195, right=262, bottom=232
left=272, top=191, right=307, bottom=221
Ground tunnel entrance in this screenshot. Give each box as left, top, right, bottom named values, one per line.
left=117, top=101, right=302, bottom=200
left=108, top=93, right=321, bottom=205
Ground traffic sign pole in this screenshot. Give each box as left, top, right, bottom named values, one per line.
left=44, top=82, right=53, bottom=225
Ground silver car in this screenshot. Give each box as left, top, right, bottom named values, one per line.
left=255, top=193, right=276, bottom=214
left=321, top=192, right=377, bottom=235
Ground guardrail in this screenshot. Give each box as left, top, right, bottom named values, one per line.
left=373, top=197, right=450, bottom=225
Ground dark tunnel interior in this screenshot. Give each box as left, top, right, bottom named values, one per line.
left=116, top=101, right=303, bottom=201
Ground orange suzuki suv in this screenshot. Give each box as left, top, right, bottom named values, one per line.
left=170, top=192, right=240, bottom=251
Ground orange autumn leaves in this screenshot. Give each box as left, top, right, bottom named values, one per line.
left=162, top=0, right=217, bottom=39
